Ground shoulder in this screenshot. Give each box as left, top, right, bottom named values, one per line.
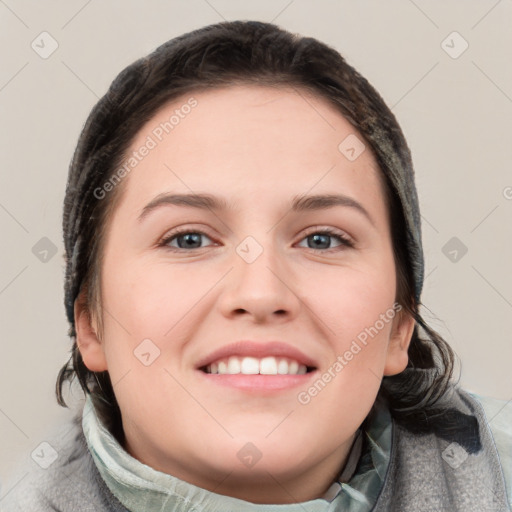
left=466, top=389, right=512, bottom=509
left=374, top=386, right=511, bottom=511
left=0, top=412, right=119, bottom=512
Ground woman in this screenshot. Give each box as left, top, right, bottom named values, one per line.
left=3, top=19, right=510, bottom=511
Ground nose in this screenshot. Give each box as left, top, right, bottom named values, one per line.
left=217, top=240, right=302, bottom=324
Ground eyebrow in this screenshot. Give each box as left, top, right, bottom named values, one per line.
left=137, top=192, right=375, bottom=226
left=138, top=193, right=229, bottom=222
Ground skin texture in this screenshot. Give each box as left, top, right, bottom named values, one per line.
left=75, top=84, right=415, bottom=504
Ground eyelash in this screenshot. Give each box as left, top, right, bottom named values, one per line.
left=158, top=226, right=355, bottom=253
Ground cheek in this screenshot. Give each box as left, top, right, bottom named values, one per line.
left=102, top=258, right=209, bottom=338
left=304, top=258, right=398, bottom=400
left=99, top=256, right=222, bottom=385
left=297, top=270, right=397, bottom=432
left=307, top=260, right=397, bottom=339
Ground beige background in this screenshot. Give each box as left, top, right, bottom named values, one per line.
left=1, top=0, right=511, bottom=492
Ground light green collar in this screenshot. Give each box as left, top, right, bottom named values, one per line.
left=82, top=395, right=392, bottom=511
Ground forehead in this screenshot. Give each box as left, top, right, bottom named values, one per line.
left=112, top=84, right=388, bottom=222
left=134, top=84, right=367, bottom=160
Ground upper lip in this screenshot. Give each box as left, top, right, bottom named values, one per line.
left=195, top=341, right=318, bottom=370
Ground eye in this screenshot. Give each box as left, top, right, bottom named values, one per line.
left=159, top=229, right=215, bottom=250
left=296, top=228, right=354, bottom=251
left=158, top=226, right=354, bottom=252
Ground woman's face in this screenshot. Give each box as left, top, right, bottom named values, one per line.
left=77, top=84, right=414, bottom=504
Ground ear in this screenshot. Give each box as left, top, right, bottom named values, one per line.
left=74, top=291, right=108, bottom=372
left=383, top=309, right=415, bottom=376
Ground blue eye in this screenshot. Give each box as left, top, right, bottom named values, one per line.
left=297, top=229, right=354, bottom=251
left=159, top=227, right=353, bottom=252
left=161, top=230, right=214, bottom=250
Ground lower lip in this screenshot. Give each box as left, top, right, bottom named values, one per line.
left=196, top=370, right=318, bottom=392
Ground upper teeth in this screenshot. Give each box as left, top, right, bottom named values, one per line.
left=205, top=356, right=308, bottom=375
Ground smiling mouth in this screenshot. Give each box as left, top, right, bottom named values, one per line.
left=200, top=356, right=316, bottom=375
